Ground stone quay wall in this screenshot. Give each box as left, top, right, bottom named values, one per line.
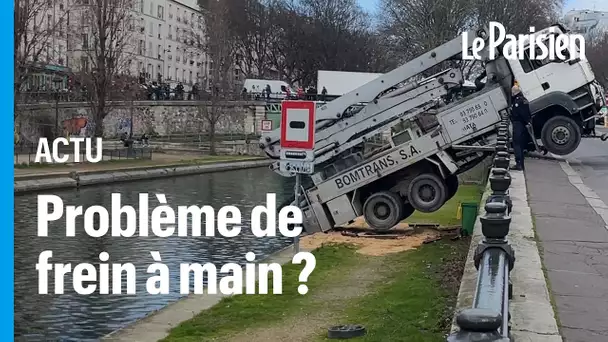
left=15, top=100, right=267, bottom=144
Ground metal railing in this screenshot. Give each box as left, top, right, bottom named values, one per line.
left=447, top=114, right=515, bottom=342
left=15, top=90, right=341, bottom=104
left=14, top=142, right=153, bottom=165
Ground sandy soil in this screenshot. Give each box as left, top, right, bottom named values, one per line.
left=299, top=230, right=439, bottom=256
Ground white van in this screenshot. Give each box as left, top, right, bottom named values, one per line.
left=243, top=79, right=294, bottom=100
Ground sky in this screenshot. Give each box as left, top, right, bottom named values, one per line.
left=357, top=0, right=608, bottom=14
left=565, top=0, right=608, bottom=12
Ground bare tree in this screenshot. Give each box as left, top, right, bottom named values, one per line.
left=266, top=1, right=314, bottom=85
left=474, top=0, right=564, bottom=35
left=71, top=0, right=136, bottom=137
left=378, top=0, right=564, bottom=78
left=587, top=31, right=608, bottom=86
left=378, top=0, right=473, bottom=62
left=266, top=0, right=381, bottom=87
left=226, top=0, right=275, bottom=78
left=14, top=0, right=70, bottom=112
left=197, top=0, right=239, bottom=154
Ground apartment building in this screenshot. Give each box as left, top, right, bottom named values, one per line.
left=20, top=0, right=246, bottom=92
left=68, top=0, right=209, bottom=87
left=133, top=0, right=208, bottom=86
left=16, top=0, right=71, bottom=90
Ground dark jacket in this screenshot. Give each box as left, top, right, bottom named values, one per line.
left=511, top=93, right=531, bottom=124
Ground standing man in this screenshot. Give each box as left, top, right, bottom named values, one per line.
left=510, top=84, right=532, bottom=171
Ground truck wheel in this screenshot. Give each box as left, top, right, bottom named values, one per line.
left=407, top=173, right=448, bottom=213
left=540, top=116, right=581, bottom=155
left=445, top=174, right=459, bottom=201
left=363, top=191, right=404, bottom=231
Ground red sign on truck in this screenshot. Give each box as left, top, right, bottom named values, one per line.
left=280, top=100, right=316, bottom=150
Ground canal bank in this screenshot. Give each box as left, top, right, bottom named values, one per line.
left=14, top=158, right=271, bottom=194
left=102, top=244, right=302, bottom=342
left=103, top=185, right=482, bottom=342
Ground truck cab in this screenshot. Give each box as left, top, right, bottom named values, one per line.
left=506, top=24, right=600, bottom=155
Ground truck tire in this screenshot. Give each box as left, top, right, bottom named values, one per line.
left=363, top=191, right=404, bottom=231
left=445, top=174, right=459, bottom=201
left=540, top=116, right=581, bottom=155
left=407, top=173, right=448, bottom=213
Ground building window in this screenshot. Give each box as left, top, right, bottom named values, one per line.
left=158, top=5, right=164, bottom=19
left=82, top=34, right=88, bottom=49
left=148, top=42, right=152, bottom=57
left=169, top=4, right=172, bottom=18
left=158, top=24, right=161, bottom=38
left=81, top=57, right=89, bottom=72
left=158, top=44, right=162, bottom=58
left=168, top=25, right=172, bottom=39
left=149, top=22, right=153, bottom=36
left=150, top=2, right=154, bottom=16
left=139, top=0, right=144, bottom=13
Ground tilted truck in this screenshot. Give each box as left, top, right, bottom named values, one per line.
left=259, top=23, right=605, bottom=233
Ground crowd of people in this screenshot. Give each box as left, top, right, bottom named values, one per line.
left=241, top=84, right=329, bottom=102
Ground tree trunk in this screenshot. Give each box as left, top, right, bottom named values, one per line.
left=209, top=122, right=217, bottom=155
left=94, top=103, right=105, bottom=138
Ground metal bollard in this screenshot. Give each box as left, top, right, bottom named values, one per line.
left=448, top=201, right=515, bottom=341
left=447, top=308, right=506, bottom=342
left=475, top=202, right=514, bottom=338
left=495, top=145, right=508, bottom=153
left=489, top=168, right=511, bottom=194
left=493, top=152, right=510, bottom=169
left=487, top=168, right=513, bottom=213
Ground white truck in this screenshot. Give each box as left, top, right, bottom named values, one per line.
left=259, top=24, right=605, bottom=232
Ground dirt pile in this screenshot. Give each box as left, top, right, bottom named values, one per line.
left=300, top=230, right=440, bottom=256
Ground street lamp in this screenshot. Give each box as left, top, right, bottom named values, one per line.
left=52, top=75, right=64, bottom=138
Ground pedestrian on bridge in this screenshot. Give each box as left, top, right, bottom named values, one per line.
left=510, top=84, right=531, bottom=171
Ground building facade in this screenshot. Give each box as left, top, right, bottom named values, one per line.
left=563, top=9, right=608, bottom=36
left=16, top=0, right=71, bottom=90
left=21, top=0, right=220, bottom=90
left=68, top=0, right=210, bottom=88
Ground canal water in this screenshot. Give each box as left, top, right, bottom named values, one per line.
left=15, top=167, right=295, bottom=341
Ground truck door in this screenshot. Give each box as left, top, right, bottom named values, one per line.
left=530, top=43, right=593, bottom=96
left=508, top=52, right=545, bottom=101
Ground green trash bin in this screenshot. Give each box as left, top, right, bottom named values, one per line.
left=461, top=202, right=479, bottom=236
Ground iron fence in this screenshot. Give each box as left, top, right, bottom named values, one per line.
left=14, top=142, right=153, bottom=166
left=447, top=113, right=515, bottom=342
left=15, top=90, right=341, bottom=104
